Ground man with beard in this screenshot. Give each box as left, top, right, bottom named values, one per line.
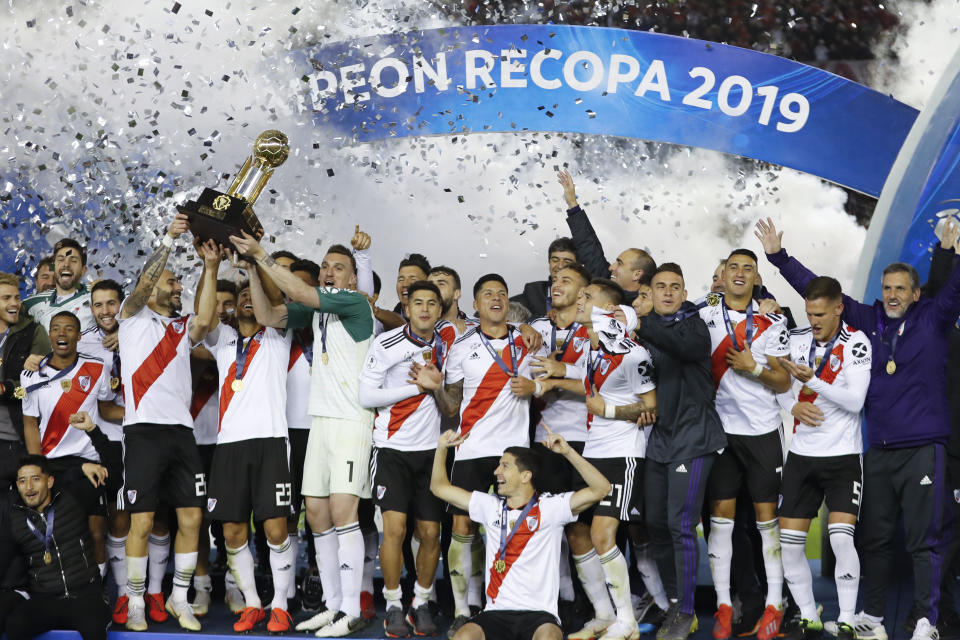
left=23, top=239, right=95, bottom=332
left=33, top=257, right=55, bottom=296
left=116, top=215, right=220, bottom=632
left=757, top=217, right=960, bottom=640
left=0, top=273, right=51, bottom=491
left=510, top=238, right=578, bottom=319
left=557, top=171, right=657, bottom=304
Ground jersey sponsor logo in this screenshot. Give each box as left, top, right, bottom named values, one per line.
left=851, top=342, right=868, bottom=358
left=377, top=485, right=386, bottom=500
left=207, top=497, right=217, bottom=512
left=675, top=464, right=688, bottom=473
left=778, top=331, right=789, bottom=345
left=468, top=351, right=481, bottom=360
left=127, top=489, right=137, bottom=504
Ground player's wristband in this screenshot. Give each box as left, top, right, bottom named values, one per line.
left=534, top=381, right=543, bottom=397
left=750, top=363, right=763, bottom=378
left=604, top=402, right=616, bottom=420
left=162, top=234, right=174, bottom=248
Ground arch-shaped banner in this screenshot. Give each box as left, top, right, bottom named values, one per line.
left=296, top=25, right=918, bottom=198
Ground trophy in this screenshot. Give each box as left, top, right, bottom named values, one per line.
left=178, top=130, right=290, bottom=246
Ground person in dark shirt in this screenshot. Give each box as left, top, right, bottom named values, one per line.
left=509, top=237, right=578, bottom=319
left=756, top=217, right=960, bottom=640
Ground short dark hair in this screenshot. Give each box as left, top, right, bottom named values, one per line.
left=49, top=311, right=80, bottom=332
left=235, top=280, right=250, bottom=295
left=215, top=279, right=238, bottom=297
left=557, top=263, right=592, bottom=286
left=654, top=262, right=684, bottom=279
left=290, top=259, right=321, bottom=283
left=372, top=271, right=382, bottom=295
left=504, top=446, right=541, bottom=490
left=430, top=266, right=461, bottom=291
left=270, top=250, right=299, bottom=262
left=406, top=281, right=449, bottom=315
left=589, top=278, right=625, bottom=307
left=17, top=454, right=52, bottom=477
left=91, top=279, right=125, bottom=302
left=548, top=237, right=577, bottom=258
left=53, top=238, right=87, bottom=267
left=804, top=276, right=842, bottom=302
left=473, top=273, right=508, bottom=298
left=727, top=248, right=758, bottom=265
left=37, top=256, right=54, bottom=272
left=882, top=262, right=921, bottom=291
left=325, top=244, right=357, bottom=274
left=399, top=253, right=431, bottom=276
left=629, top=249, right=657, bottom=286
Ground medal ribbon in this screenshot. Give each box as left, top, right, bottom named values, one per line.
left=550, top=321, right=580, bottom=359
left=320, top=315, right=330, bottom=364
left=721, top=301, right=754, bottom=350
left=23, top=354, right=80, bottom=395
left=478, top=328, right=518, bottom=378
left=586, top=349, right=605, bottom=396
left=403, top=325, right=445, bottom=368
left=0, top=328, right=9, bottom=357
left=234, top=328, right=264, bottom=382
left=876, top=307, right=905, bottom=367
left=497, top=494, right=538, bottom=566
left=25, top=504, right=55, bottom=560
left=100, top=329, right=122, bottom=380
left=294, top=329, right=313, bottom=367
left=808, top=330, right=841, bottom=379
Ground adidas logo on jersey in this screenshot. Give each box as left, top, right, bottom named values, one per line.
left=837, top=573, right=857, bottom=581
left=340, top=563, right=352, bottom=571
left=675, top=464, right=688, bottom=473
left=920, top=475, right=932, bottom=486
left=468, top=352, right=481, bottom=360
left=706, top=320, right=716, bottom=328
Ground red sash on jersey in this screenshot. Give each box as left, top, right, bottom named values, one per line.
left=486, top=502, right=542, bottom=602
left=288, top=341, right=304, bottom=371
left=131, top=316, right=189, bottom=409
left=386, top=395, right=428, bottom=439
left=460, top=336, right=527, bottom=438
left=190, top=381, right=217, bottom=420
left=794, top=343, right=845, bottom=430
left=218, top=334, right=264, bottom=431
left=710, top=314, right=775, bottom=389
left=583, top=352, right=625, bottom=430
left=41, top=362, right=104, bottom=455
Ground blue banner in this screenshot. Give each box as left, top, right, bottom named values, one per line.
left=296, top=25, right=918, bottom=197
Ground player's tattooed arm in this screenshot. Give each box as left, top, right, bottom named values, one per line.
left=122, top=214, right=189, bottom=319
left=433, top=379, right=464, bottom=418
left=230, top=231, right=322, bottom=308
left=613, top=389, right=657, bottom=423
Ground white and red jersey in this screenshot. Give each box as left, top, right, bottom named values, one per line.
left=360, top=325, right=456, bottom=451
left=190, top=361, right=220, bottom=446
left=781, top=322, right=871, bottom=457
left=583, top=338, right=656, bottom=459
left=286, top=328, right=313, bottom=431
left=20, top=354, right=113, bottom=460
left=468, top=491, right=576, bottom=620
left=208, top=325, right=292, bottom=444
left=699, top=299, right=790, bottom=436
left=78, top=327, right=124, bottom=441
left=529, top=317, right=589, bottom=443
left=444, top=327, right=534, bottom=460
left=118, top=303, right=195, bottom=428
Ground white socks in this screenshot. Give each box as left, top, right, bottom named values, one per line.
left=829, top=523, right=859, bottom=625
left=559, top=536, right=575, bottom=601
left=108, top=535, right=127, bottom=591
left=708, top=517, right=734, bottom=607
left=781, top=529, right=817, bottom=621
left=336, top=522, right=364, bottom=618
left=449, top=532, right=473, bottom=617
left=227, top=543, right=261, bottom=609
left=633, top=542, right=669, bottom=610
left=287, top=534, right=299, bottom=599
left=171, top=552, right=197, bottom=603
left=468, top=534, right=483, bottom=610
left=411, top=581, right=433, bottom=610
left=757, top=519, right=783, bottom=608
left=384, top=586, right=403, bottom=611
left=313, top=528, right=342, bottom=612
left=599, top=546, right=635, bottom=626
left=126, top=555, right=148, bottom=604
left=268, top=538, right=296, bottom=611
left=193, top=573, right=212, bottom=595
left=362, top=527, right=378, bottom=595
left=147, top=533, right=170, bottom=594
left=574, top=549, right=615, bottom=621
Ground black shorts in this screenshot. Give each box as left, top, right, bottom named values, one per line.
left=471, top=609, right=559, bottom=640
left=288, top=428, right=310, bottom=519
left=534, top=441, right=585, bottom=494
left=449, top=456, right=499, bottom=516
left=207, top=438, right=293, bottom=522
left=371, top=446, right=444, bottom=522
left=574, top=457, right=644, bottom=523
left=779, top=452, right=863, bottom=519
left=102, top=440, right=124, bottom=509
left=708, top=430, right=783, bottom=504
left=121, top=424, right=206, bottom=512
left=47, top=456, right=107, bottom=517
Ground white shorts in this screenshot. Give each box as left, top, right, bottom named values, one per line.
left=302, top=416, right=373, bottom=499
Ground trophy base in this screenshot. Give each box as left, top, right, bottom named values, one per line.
left=178, top=188, right=265, bottom=247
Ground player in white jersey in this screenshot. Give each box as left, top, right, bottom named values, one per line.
left=429, top=265, right=475, bottom=342
left=22, top=239, right=95, bottom=332
left=359, top=281, right=454, bottom=637
left=429, top=426, right=611, bottom=640
left=116, top=215, right=220, bottom=632
left=230, top=232, right=376, bottom=638
left=203, top=275, right=297, bottom=633
left=416, top=273, right=537, bottom=635
left=774, top=277, right=870, bottom=640
left=698, top=249, right=792, bottom=640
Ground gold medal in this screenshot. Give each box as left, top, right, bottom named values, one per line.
left=43, top=551, right=52, bottom=565
left=886, top=360, right=896, bottom=375
left=13, top=386, right=26, bottom=400
left=322, top=352, right=329, bottom=365
left=231, top=379, right=244, bottom=392
left=422, top=350, right=432, bottom=364
left=110, top=377, right=120, bottom=390
left=706, top=293, right=721, bottom=307
left=494, top=558, right=506, bottom=574
left=0, top=357, right=3, bottom=367
left=800, top=385, right=811, bottom=395
left=60, top=379, right=72, bottom=392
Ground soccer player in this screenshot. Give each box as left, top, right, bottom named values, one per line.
left=711, top=261, right=726, bottom=294
left=414, top=273, right=537, bottom=636
left=757, top=217, right=960, bottom=640
left=33, top=256, right=55, bottom=295
left=393, top=253, right=431, bottom=315
left=204, top=273, right=297, bottom=633
left=775, top=277, right=870, bottom=640
left=429, top=428, right=611, bottom=640
left=117, top=216, right=219, bottom=632
left=557, top=170, right=656, bottom=303
left=230, top=231, right=376, bottom=638
left=429, top=265, right=474, bottom=339
left=699, top=248, right=791, bottom=640
left=510, top=237, right=578, bottom=319
left=358, top=280, right=454, bottom=637
left=633, top=264, right=727, bottom=640
left=23, top=239, right=95, bottom=332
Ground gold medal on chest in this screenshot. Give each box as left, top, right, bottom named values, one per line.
left=886, top=360, right=896, bottom=375
left=231, top=379, right=244, bottom=392
left=494, top=558, right=506, bottom=573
